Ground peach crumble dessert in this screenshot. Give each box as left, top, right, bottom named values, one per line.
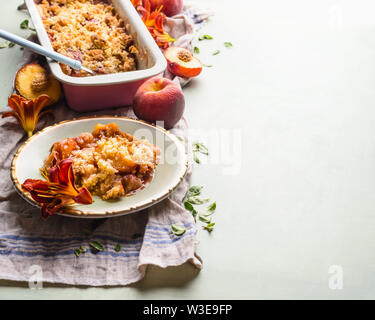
left=43, top=123, right=160, bottom=200
left=36, top=0, right=138, bottom=76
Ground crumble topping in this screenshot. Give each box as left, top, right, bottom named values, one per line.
left=37, top=0, right=138, bottom=76
left=43, top=123, right=160, bottom=200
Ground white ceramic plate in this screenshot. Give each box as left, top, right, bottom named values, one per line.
left=11, top=116, right=188, bottom=218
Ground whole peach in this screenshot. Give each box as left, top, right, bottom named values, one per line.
left=149, top=0, right=183, bottom=17
left=133, top=77, right=185, bottom=129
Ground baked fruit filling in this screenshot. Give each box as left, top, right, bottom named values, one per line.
left=37, top=0, right=138, bottom=76
left=43, top=123, right=160, bottom=200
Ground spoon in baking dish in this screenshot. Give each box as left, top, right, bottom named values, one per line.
left=0, top=29, right=95, bottom=75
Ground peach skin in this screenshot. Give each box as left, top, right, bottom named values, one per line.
left=132, top=77, right=185, bottom=129
left=149, top=0, right=183, bottom=17
left=164, top=46, right=202, bottom=78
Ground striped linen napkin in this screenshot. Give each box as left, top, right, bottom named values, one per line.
left=0, top=108, right=200, bottom=286
left=0, top=2, right=212, bottom=286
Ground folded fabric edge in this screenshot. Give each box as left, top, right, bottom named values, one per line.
left=0, top=272, right=145, bottom=287
left=139, top=251, right=203, bottom=275
left=0, top=250, right=202, bottom=287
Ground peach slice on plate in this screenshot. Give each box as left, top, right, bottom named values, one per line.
left=164, top=46, right=202, bottom=78
left=15, top=63, right=61, bottom=105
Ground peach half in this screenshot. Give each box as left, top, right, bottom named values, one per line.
left=164, top=46, right=202, bottom=78
left=15, top=63, right=61, bottom=105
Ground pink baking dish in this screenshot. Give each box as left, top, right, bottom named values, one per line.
left=25, top=0, right=167, bottom=112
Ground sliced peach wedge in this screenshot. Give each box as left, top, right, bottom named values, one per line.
left=164, top=46, right=202, bottom=78
left=15, top=63, right=61, bottom=105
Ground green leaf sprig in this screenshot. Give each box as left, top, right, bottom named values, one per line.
left=184, top=186, right=217, bottom=232
left=193, top=142, right=208, bottom=155
left=171, top=224, right=187, bottom=236
left=194, top=35, right=233, bottom=68
left=0, top=19, right=37, bottom=50
left=89, top=240, right=104, bottom=252
left=198, top=34, right=213, bottom=41
left=20, top=19, right=36, bottom=31
left=192, top=142, right=209, bottom=164
left=184, top=200, right=198, bottom=221
left=187, top=196, right=210, bottom=205
left=0, top=41, right=16, bottom=49
left=74, top=246, right=87, bottom=257
left=204, top=222, right=215, bottom=232
left=186, top=185, right=203, bottom=197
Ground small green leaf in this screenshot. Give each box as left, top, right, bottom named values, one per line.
left=203, top=64, right=213, bottom=68
left=194, top=46, right=200, bottom=54
left=192, top=143, right=198, bottom=152
left=115, top=244, right=121, bottom=252
left=171, top=224, right=186, bottom=236
left=203, top=222, right=215, bottom=232
left=224, top=42, right=233, bottom=48
left=8, top=42, right=15, bottom=48
left=74, top=249, right=82, bottom=257
left=187, top=186, right=203, bottom=197
left=198, top=202, right=217, bottom=218
left=20, top=19, right=29, bottom=29
left=74, top=245, right=87, bottom=257
left=199, top=215, right=212, bottom=223
left=193, top=142, right=209, bottom=155
left=187, top=196, right=210, bottom=205
left=176, top=136, right=184, bottom=142
left=79, top=246, right=86, bottom=253
left=207, top=202, right=217, bottom=212
left=184, top=201, right=194, bottom=211
left=0, top=42, right=8, bottom=49
left=184, top=201, right=198, bottom=221
left=212, top=50, right=220, bottom=56
left=198, top=34, right=213, bottom=41
left=89, top=240, right=104, bottom=251
left=193, top=152, right=200, bottom=164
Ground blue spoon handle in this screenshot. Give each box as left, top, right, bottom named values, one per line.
left=0, top=28, right=83, bottom=70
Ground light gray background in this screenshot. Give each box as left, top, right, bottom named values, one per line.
left=0, top=0, right=374, bottom=299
